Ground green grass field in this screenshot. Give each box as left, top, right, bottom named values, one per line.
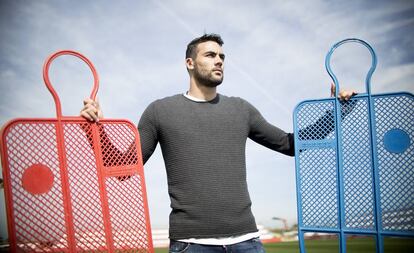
left=154, top=237, right=414, bottom=253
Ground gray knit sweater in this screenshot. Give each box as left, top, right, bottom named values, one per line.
left=138, top=94, right=294, bottom=239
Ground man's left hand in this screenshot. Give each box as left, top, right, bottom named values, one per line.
left=330, top=83, right=357, bottom=101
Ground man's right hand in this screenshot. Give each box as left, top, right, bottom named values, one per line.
left=80, top=98, right=103, bottom=122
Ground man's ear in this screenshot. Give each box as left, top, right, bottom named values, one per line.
left=185, top=57, right=194, bottom=70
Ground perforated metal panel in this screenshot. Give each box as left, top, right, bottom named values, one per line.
left=294, top=39, right=414, bottom=253
left=0, top=51, right=153, bottom=252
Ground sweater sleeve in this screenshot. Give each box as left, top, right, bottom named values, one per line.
left=245, top=100, right=295, bottom=156
left=138, top=101, right=159, bottom=164
left=245, top=99, right=357, bottom=157
left=298, top=99, right=357, bottom=140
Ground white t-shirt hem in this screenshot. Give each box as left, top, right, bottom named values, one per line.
left=176, top=231, right=261, bottom=245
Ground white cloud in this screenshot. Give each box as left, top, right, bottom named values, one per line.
left=374, top=62, right=414, bottom=93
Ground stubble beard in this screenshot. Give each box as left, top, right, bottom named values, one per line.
left=193, top=68, right=223, bottom=88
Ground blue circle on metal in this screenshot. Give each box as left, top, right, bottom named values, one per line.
left=383, top=129, right=410, bottom=153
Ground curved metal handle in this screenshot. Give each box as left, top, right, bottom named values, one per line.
left=325, top=38, right=377, bottom=96
left=43, top=50, right=99, bottom=118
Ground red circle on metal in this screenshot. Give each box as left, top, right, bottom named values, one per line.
left=21, top=164, right=54, bottom=195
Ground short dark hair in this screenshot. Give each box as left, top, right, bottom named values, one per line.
left=185, top=33, right=224, bottom=59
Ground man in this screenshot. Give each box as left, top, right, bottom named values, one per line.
left=81, top=34, right=355, bottom=253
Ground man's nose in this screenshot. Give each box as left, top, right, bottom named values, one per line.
left=215, top=56, right=223, bottom=66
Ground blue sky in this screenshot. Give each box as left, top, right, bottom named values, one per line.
left=0, top=0, right=413, bottom=234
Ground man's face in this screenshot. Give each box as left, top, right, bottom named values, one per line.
left=189, top=41, right=225, bottom=87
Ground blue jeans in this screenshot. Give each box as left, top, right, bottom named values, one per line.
left=169, top=237, right=266, bottom=253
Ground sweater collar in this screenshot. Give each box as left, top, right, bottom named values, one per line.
left=183, top=92, right=219, bottom=103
